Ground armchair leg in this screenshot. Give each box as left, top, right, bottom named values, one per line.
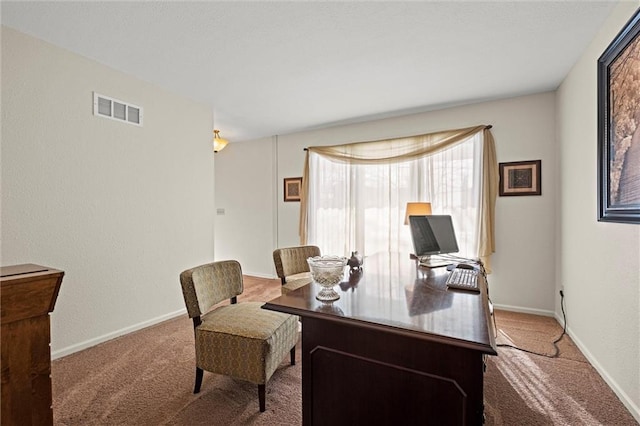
left=194, top=367, right=203, bottom=394
left=290, top=346, right=296, bottom=366
left=258, top=384, right=266, bottom=412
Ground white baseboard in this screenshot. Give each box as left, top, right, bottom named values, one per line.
left=51, top=308, right=187, bottom=360
left=492, top=303, right=555, bottom=317
left=497, top=305, right=638, bottom=422
left=559, top=322, right=640, bottom=423
left=51, top=272, right=277, bottom=360
left=49, top=301, right=640, bottom=423
left=244, top=272, right=277, bottom=279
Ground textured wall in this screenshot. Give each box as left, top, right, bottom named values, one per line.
left=1, top=27, right=215, bottom=357
left=556, top=1, right=640, bottom=420
left=273, top=92, right=558, bottom=314
left=213, top=136, right=277, bottom=277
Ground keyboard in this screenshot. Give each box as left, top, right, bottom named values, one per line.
left=446, top=268, right=480, bottom=292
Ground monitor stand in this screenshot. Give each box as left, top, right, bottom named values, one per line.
left=417, top=255, right=452, bottom=268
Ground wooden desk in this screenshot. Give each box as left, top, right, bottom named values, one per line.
left=1, top=264, right=64, bottom=426
left=263, top=253, right=496, bottom=425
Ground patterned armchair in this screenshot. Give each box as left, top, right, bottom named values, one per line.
left=272, top=245, right=321, bottom=294
left=179, top=260, right=299, bottom=412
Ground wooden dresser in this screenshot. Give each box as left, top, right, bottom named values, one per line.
left=1, top=264, right=64, bottom=426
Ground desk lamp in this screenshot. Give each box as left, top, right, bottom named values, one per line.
left=404, top=202, right=432, bottom=225
left=405, top=202, right=446, bottom=267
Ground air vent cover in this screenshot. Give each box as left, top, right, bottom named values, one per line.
left=93, top=92, right=143, bottom=126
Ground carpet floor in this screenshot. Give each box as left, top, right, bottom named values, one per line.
left=51, top=280, right=637, bottom=425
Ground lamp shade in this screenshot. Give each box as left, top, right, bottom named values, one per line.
left=404, top=202, right=432, bottom=225
left=213, top=129, right=229, bottom=152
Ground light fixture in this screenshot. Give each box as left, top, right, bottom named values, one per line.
left=404, top=202, right=432, bottom=225
left=213, top=129, right=229, bottom=153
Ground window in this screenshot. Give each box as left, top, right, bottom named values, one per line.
left=306, top=132, right=484, bottom=260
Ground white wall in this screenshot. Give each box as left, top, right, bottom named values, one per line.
left=213, top=136, right=277, bottom=277
left=217, top=92, right=558, bottom=314
left=214, top=4, right=640, bottom=419
left=1, top=27, right=215, bottom=357
left=556, top=2, right=640, bottom=420
left=2, top=6, right=635, bottom=420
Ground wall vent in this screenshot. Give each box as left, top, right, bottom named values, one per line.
left=93, top=92, right=143, bottom=126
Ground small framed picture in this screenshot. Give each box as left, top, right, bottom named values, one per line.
left=284, top=177, right=302, bottom=202
left=499, top=160, right=541, bottom=196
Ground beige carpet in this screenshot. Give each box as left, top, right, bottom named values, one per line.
left=52, top=303, right=637, bottom=425
left=52, top=314, right=302, bottom=426
left=485, top=310, right=637, bottom=425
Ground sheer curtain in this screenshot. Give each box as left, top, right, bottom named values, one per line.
left=300, top=126, right=498, bottom=269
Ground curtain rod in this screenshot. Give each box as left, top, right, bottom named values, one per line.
left=303, top=125, right=493, bottom=151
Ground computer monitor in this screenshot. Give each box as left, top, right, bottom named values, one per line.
left=409, top=215, right=459, bottom=266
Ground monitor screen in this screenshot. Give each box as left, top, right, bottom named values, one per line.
left=409, top=215, right=460, bottom=257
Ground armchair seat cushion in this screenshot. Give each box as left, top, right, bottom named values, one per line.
left=273, top=245, right=320, bottom=295
left=195, top=301, right=299, bottom=384
left=282, top=272, right=312, bottom=294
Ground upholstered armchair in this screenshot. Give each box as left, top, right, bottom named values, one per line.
left=272, top=245, right=321, bottom=294
left=179, top=260, right=299, bottom=412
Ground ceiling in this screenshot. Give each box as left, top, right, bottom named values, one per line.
left=1, top=1, right=619, bottom=142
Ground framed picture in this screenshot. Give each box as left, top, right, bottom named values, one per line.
left=499, top=160, right=541, bottom=196
left=284, top=177, right=302, bottom=202
left=597, top=9, right=640, bottom=224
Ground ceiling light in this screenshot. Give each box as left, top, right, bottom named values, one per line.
left=213, top=129, right=229, bottom=153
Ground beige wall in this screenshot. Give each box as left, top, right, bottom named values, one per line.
left=279, top=93, right=559, bottom=315
left=1, top=27, right=215, bottom=357
left=3, top=3, right=638, bottom=419
left=215, top=4, right=640, bottom=414
left=213, top=136, right=277, bottom=276
left=556, top=1, right=640, bottom=419
left=216, top=92, right=559, bottom=315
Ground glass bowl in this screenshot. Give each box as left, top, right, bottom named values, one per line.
left=307, top=255, right=347, bottom=301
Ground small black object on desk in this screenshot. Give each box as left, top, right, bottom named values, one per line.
left=348, top=251, right=363, bottom=273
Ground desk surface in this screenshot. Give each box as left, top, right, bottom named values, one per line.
left=263, top=252, right=496, bottom=355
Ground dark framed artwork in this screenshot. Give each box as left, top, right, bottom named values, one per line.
left=597, top=9, right=640, bottom=224
left=499, top=160, right=541, bottom=196
left=284, top=177, right=302, bottom=202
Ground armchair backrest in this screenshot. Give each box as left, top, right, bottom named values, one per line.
left=180, top=260, right=243, bottom=319
left=273, top=245, right=321, bottom=283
